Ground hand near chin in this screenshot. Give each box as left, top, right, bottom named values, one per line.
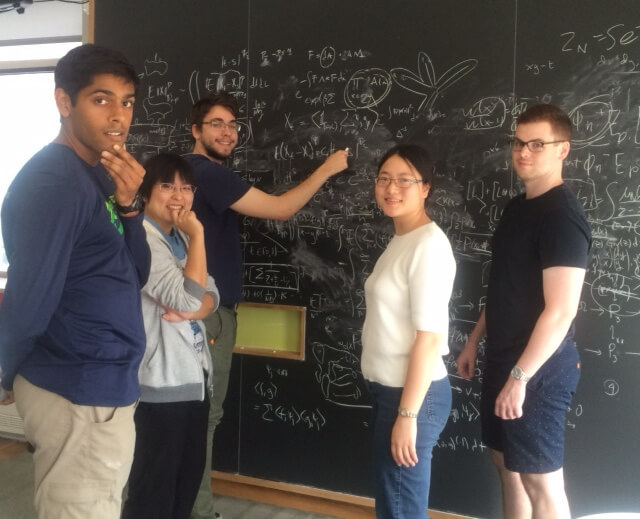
left=171, top=209, right=203, bottom=238
left=100, top=144, right=145, bottom=206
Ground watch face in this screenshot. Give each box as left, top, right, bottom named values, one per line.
left=511, top=366, right=528, bottom=381
left=132, top=194, right=143, bottom=211
left=117, top=193, right=143, bottom=213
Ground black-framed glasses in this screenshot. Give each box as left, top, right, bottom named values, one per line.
left=202, top=118, right=240, bottom=132
left=158, top=183, right=197, bottom=195
left=510, top=137, right=566, bottom=153
left=375, top=176, right=423, bottom=188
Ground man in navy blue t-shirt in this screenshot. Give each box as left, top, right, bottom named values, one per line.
left=0, top=44, right=150, bottom=519
left=186, top=92, right=348, bottom=519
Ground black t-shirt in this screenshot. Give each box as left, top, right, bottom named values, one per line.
left=485, top=183, right=592, bottom=369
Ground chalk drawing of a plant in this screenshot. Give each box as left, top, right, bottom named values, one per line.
left=391, top=52, right=478, bottom=112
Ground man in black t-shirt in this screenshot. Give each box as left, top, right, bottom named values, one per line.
left=457, top=104, right=591, bottom=519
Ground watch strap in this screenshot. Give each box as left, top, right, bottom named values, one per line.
left=113, top=193, right=143, bottom=214
left=398, top=406, right=418, bottom=418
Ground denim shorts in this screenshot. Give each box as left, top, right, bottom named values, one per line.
left=367, top=377, right=452, bottom=518
left=481, top=339, right=581, bottom=473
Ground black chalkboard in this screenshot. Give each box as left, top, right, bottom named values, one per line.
left=95, top=1, right=640, bottom=517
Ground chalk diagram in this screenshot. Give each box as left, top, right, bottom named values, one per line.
left=390, top=51, right=478, bottom=112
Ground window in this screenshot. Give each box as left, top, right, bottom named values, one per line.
left=0, top=41, right=80, bottom=274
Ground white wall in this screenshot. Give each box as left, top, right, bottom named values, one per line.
left=0, top=1, right=84, bottom=42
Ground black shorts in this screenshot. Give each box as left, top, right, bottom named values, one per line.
left=481, top=340, right=581, bottom=474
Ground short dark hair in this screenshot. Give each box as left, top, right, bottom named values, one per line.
left=54, top=44, right=139, bottom=105
left=378, top=144, right=434, bottom=187
left=139, top=153, right=195, bottom=202
left=190, top=91, right=239, bottom=127
left=517, top=104, right=572, bottom=140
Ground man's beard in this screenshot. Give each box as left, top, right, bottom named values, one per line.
left=204, top=143, right=231, bottom=163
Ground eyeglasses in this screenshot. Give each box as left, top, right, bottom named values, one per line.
left=202, top=118, right=240, bottom=132
left=510, top=137, right=566, bottom=153
left=375, top=176, right=423, bottom=188
left=158, top=183, right=197, bottom=194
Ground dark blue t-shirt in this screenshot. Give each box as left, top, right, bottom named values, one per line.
left=185, top=154, right=250, bottom=305
left=485, top=183, right=592, bottom=368
left=0, top=143, right=150, bottom=405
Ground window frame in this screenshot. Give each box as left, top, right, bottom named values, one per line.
left=0, top=1, right=94, bottom=281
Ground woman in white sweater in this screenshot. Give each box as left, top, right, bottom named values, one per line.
left=361, top=144, right=455, bottom=518
left=122, top=153, right=219, bottom=519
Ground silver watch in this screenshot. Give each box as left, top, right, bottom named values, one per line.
left=398, top=406, right=418, bottom=418
left=114, top=193, right=143, bottom=214
left=510, top=365, right=531, bottom=382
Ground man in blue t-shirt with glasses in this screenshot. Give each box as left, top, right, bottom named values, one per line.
left=185, top=91, right=348, bottom=519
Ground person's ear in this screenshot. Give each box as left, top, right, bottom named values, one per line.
left=558, top=140, right=570, bottom=160
left=54, top=88, right=72, bottom=118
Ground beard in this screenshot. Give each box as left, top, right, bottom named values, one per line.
left=203, top=142, right=232, bottom=163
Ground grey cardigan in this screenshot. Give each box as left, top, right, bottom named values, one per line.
left=139, top=220, right=219, bottom=403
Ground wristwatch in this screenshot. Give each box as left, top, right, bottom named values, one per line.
left=398, top=406, right=418, bottom=418
left=114, top=193, right=143, bottom=214
left=510, top=365, right=531, bottom=383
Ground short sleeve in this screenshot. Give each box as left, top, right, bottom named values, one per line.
left=408, top=229, right=456, bottom=333
left=539, top=209, right=591, bottom=269
left=190, top=155, right=250, bottom=214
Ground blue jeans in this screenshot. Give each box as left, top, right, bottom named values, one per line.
left=368, top=377, right=452, bottom=519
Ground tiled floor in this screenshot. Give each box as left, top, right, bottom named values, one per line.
left=0, top=439, right=338, bottom=519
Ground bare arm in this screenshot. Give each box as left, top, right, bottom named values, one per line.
left=457, top=308, right=486, bottom=380
left=172, top=209, right=208, bottom=287
left=495, top=266, right=586, bottom=419
left=231, top=150, right=348, bottom=220
left=391, top=330, right=443, bottom=467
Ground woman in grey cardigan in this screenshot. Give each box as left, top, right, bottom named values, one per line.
left=122, top=153, right=219, bottom=519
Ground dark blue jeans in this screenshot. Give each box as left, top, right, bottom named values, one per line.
left=368, top=377, right=452, bottom=519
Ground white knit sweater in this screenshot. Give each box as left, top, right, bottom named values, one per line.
left=361, top=222, right=456, bottom=387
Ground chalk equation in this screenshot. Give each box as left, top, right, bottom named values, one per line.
left=125, top=32, right=640, bottom=453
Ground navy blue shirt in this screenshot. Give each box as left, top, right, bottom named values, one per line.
left=185, top=154, right=250, bottom=305
left=0, top=144, right=150, bottom=406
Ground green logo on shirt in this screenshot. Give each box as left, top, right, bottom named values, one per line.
left=106, top=196, right=124, bottom=235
